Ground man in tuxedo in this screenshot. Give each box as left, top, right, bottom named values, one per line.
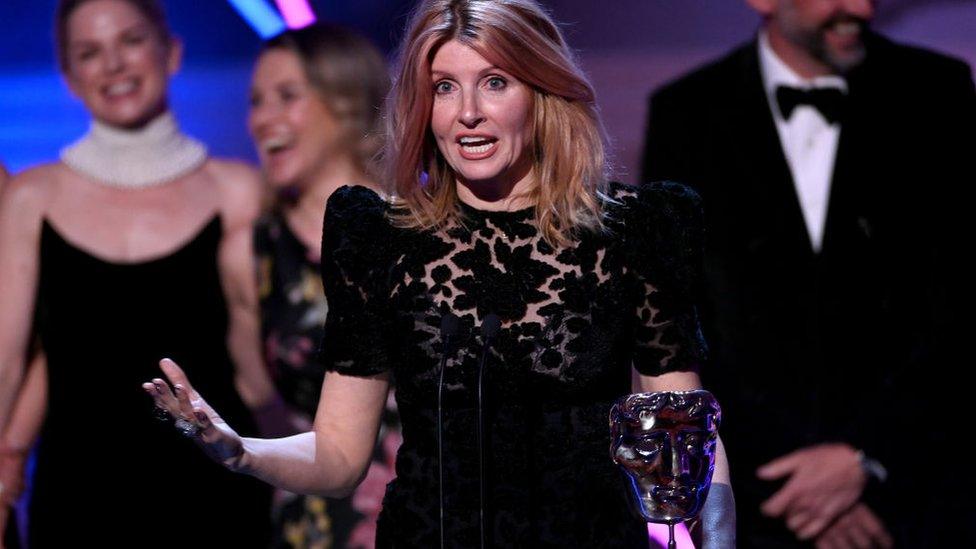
left=642, top=0, right=975, bottom=546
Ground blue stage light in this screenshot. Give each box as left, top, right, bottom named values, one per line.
left=226, top=0, right=287, bottom=38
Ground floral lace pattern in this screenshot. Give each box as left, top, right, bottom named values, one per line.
left=319, top=182, right=707, bottom=547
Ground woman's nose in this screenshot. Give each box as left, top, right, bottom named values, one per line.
left=458, top=90, right=485, bottom=128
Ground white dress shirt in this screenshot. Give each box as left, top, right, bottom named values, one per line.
left=758, top=32, right=847, bottom=253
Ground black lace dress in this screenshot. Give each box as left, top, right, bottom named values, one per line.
left=318, top=182, right=707, bottom=548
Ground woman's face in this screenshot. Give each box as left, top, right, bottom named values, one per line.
left=429, top=39, right=534, bottom=195
left=248, top=48, right=346, bottom=189
left=64, top=0, right=178, bottom=129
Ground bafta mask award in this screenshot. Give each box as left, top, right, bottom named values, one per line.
left=610, top=390, right=722, bottom=549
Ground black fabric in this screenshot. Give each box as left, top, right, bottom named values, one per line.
left=642, top=32, right=976, bottom=547
left=254, top=213, right=327, bottom=417
left=317, top=182, right=707, bottom=548
left=31, top=218, right=271, bottom=548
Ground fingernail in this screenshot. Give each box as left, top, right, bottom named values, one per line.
left=174, top=384, right=183, bottom=393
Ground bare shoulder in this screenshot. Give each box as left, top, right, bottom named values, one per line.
left=203, top=158, right=264, bottom=230
left=0, top=163, right=63, bottom=220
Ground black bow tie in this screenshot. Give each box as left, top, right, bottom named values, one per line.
left=775, top=86, right=847, bottom=124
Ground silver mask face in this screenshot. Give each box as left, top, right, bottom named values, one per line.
left=610, top=390, right=721, bottom=524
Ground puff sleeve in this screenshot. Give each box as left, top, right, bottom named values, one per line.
left=317, top=186, right=396, bottom=376
left=622, top=181, right=708, bottom=376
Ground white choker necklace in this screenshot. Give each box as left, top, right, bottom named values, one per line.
left=60, top=112, right=208, bottom=189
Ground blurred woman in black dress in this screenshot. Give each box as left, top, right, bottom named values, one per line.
left=0, top=0, right=276, bottom=545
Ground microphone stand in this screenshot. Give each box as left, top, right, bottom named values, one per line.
left=437, top=313, right=460, bottom=549
left=477, top=313, right=501, bottom=549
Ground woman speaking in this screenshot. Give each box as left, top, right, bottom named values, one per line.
left=145, top=0, right=734, bottom=546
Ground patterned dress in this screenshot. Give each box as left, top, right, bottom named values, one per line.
left=256, top=211, right=402, bottom=549
left=318, top=182, right=708, bottom=548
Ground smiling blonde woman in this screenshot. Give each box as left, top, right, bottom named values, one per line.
left=0, top=0, right=277, bottom=545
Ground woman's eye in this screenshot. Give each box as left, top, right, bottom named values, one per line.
left=486, top=76, right=506, bottom=90
left=123, top=33, right=146, bottom=45
left=277, top=86, right=301, bottom=103
left=434, top=81, right=454, bottom=94
left=77, top=49, right=97, bottom=61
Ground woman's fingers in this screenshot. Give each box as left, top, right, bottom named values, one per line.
left=142, top=379, right=178, bottom=416
left=159, top=358, right=199, bottom=397
left=143, top=359, right=204, bottom=424
left=153, top=377, right=179, bottom=408
left=142, top=359, right=244, bottom=469
left=174, top=384, right=196, bottom=421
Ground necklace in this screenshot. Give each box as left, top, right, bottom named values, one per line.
left=60, top=111, right=207, bottom=189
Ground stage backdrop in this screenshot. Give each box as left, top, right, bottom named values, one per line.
left=1, top=0, right=974, bottom=180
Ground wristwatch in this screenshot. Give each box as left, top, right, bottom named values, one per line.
left=856, top=449, right=888, bottom=483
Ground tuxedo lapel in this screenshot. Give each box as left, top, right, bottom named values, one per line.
left=820, top=111, right=857, bottom=257
left=819, top=41, right=881, bottom=258
left=727, top=43, right=815, bottom=257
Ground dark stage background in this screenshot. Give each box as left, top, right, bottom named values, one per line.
left=1, top=0, right=974, bottom=180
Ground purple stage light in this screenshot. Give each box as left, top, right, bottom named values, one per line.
left=274, top=0, right=317, bottom=29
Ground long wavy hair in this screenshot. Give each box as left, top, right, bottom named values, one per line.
left=386, top=0, right=611, bottom=246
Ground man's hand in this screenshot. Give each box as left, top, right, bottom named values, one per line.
left=815, top=503, right=893, bottom=549
left=758, top=443, right=866, bottom=540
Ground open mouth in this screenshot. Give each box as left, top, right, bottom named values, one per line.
left=831, top=20, right=861, bottom=37
left=261, top=135, right=295, bottom=158
left=457, top=135, right=498, bottom=158
left=103, top=78, right=139, bottom=99
left=823, top=15, right=865, bottom=45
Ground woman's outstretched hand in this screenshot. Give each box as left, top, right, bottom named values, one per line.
left=143, top=358, right=247, bottom=471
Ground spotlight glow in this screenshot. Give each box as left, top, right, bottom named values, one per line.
left=227, top=0, right=286, bottom=38
left=274, top=0, right=317, bottom=29
left=648, top=522, right=694, bottom=548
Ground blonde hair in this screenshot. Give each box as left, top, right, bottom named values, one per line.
left=262, top=24, right=390, bottom=179
left=386, top=0, right=610, bottom=246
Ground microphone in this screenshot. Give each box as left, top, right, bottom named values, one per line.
left=437, top=312, right=460, bottom=549
left=477, top=313, right=501, bottom=549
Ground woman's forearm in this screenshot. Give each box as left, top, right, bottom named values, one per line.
left=0, top=359, right=25, bottom=437
left=713, top=436, right=730, bottom=485
left=2, top=351, right=47, bottom=450
left=237, top=431, right=364, bottom=498
left=701, top=436, right=736, bottom=548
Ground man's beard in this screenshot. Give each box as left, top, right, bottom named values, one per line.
left=794, top=13, right=868, bottom=74
left=799, top=14, right=870, bottom=74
